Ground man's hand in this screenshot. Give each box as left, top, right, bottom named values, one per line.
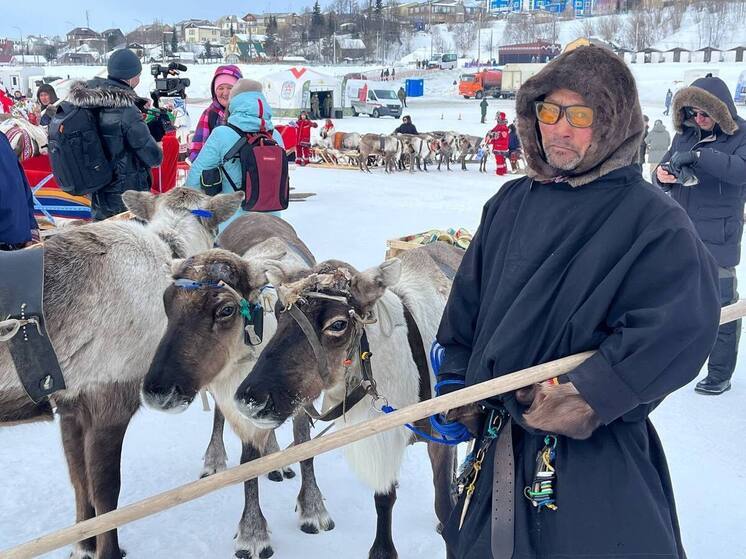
left=520, top=381, right=601, bottom=440
left=655, top=165, right=677, bottom=184
left=444, top=403, right=483, bottom=438
left=670, top=150, right=698, bottom=170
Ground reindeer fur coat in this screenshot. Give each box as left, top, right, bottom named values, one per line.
left=436, top=46, right=722, bottom=558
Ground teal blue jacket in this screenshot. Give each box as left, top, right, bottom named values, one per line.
left=186, top=90, right=284, bottom=227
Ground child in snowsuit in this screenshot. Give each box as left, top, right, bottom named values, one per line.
left=295, top=111, right=318, bottom=165
left=486, top=112, right=509, bottom=175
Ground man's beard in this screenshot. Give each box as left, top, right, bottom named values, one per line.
left=544, top=144, right=584, bottom=171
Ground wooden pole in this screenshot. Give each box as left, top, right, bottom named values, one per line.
left=3, top=300, right=745, bottom=558
left=1, top=351, right=594, bottom=558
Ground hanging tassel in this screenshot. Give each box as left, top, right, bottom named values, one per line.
left=524, top=435, right=558, bottom=511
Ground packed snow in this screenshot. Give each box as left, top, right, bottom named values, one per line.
left=1, top=59, right=745, bottom=558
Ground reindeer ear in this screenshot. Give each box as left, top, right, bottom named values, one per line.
left=350, top=258, right=402, bottom=308
left=204, top=192, right=244, bottom=229
left=122, top=191, right=157, bottom=221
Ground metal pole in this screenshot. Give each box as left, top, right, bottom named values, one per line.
left=429, top=0, right=433, bottom=59
left=477, top=4, right=482, bottom=64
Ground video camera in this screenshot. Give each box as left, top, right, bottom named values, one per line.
left=150, top=62, right=190, bottom=102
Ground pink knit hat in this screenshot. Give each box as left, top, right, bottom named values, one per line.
left=214, top=73, right=238, bottom=91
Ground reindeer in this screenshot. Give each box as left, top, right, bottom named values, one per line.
left=234, top=242, right=464, bottom=559
left=0, top=188, right=243, bottom=559
left=142, top=214, right=334, bottom=559
left=358, top=133, right=400, bottom=173
left=455, top=134, right=483, bottom=171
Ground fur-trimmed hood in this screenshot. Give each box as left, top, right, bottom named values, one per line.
left=515, top=46, right=644, bottom=187
left=672, top=76, right=739, bottom=135
left=67, top=78, right=140, bottom=109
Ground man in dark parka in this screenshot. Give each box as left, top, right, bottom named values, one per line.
left=652, top=76, right=746, bottom=395
left=436, top=46, right=721, bottom=559
left=67, top=49, right=163, bottom=220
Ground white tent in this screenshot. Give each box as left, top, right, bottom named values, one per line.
left=261, top=67, right=344, bottom=118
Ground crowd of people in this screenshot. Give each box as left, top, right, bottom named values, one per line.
left=1, top=43, right=745, bottom=559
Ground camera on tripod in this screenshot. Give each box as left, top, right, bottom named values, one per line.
left=150, top=62, right=190, bottom=102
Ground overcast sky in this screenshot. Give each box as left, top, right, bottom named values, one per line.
left=1, top=0, right=323, bottom=40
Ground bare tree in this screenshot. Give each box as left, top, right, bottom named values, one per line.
left=453, top=22, right=478, bottom=56
left=503, top=13, right=536, bottom=44
left=621, top=10, right=664, bottom=50
left=596, top=15, right=623, bottom=43
left=536, top=14, right=560, bottom=43
left=667, top=1, right=688, bottom=31
left=573, top=17, right=596, bottom=39
left=431, top=26, right=449, bottom=53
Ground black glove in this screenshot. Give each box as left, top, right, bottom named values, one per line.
left=147, top=115, right=166, bottom=142
left=670, top=150, right=698, bottom=171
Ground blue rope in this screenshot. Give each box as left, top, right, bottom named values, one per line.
left=376, top=342, right=472, bottom=446
left=381, top=404, right=466, bottom=446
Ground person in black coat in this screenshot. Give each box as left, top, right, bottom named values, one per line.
left=67, top=49, right=163, bottom=220
left=0, top=131, right=39, bottom=249
left=437, top=46, right=721, bottom=559
left=652, top=76, right=746, bottom=395
left=393, top=115, right=418, bottom=135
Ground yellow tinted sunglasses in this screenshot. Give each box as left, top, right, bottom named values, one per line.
left=534, top=101, right=594, bottom=128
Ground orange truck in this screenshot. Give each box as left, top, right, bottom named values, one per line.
left=459, top=69, right=502, bottom=99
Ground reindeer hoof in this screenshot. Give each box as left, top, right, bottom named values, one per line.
left=235, top=548, right=274, bottom=559
left=267, top=470, right=284, bottom=482
left=300, top=512, right=335, bottom=534
left=282, top=466, right=296, bottom=479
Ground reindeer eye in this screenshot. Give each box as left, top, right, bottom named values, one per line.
left=328, top=320, right=348, bottom=332
left=217, top=305, right=236, bottom=319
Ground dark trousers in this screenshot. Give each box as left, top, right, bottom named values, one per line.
left=708, top=266, right=740, bottom=382
left=481, top=113, right=486, bottom=124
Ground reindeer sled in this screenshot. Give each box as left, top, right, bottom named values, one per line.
left=309, top=131, right=363, bottom=169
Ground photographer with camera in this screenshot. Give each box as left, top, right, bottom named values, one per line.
left=189, top=65, right=242, bottom=162
left=654, top=75, right=746, bottom=395
left=62, top=48, right=163, bottom=220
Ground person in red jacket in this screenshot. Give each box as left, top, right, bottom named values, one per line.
left=295, top=111, right=318, bottom=165
left=486, top=111, right=509, bottom=175
left=0, top=89, right=15, bottom=114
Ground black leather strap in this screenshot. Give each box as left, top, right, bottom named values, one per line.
left=0, top=246, right=65, bottom=403
left=288, top=304, right=330, bottom=380
left=491, top=419, right=515, bottom=558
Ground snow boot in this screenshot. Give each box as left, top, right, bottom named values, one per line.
left=695, top=377, right=732, bottom=395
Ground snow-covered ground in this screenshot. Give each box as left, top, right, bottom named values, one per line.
left=2, top=60, right=746, bottom=558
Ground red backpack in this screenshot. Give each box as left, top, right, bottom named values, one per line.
left=220, top=123, right=290, bottom=212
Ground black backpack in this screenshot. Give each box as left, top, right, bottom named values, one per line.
left=48, top=101, right=113, bottom=195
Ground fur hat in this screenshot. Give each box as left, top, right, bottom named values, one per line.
left=515, top=46, right=644, bottom=187
left=228, top=79, right=263, bottom=101
left=671, top=76, right=739, bottom=135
